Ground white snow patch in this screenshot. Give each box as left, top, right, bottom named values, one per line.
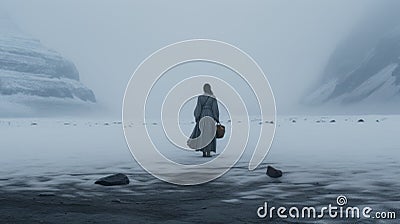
left=342, top=63, right=399, bottom=102
left=305, top=79, right=338, bottom=104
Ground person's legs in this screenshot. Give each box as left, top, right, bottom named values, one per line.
left=204, top=146, right=211, bottom=157
left=199, top=117, right=215, bottom=157
left=206, top=150, right=211, bottom=157
left=205, top=138, right=215, bottom=157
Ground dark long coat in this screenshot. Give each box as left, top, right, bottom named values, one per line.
left=189, top=94, right=219, bottom=153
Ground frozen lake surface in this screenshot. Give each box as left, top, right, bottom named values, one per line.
left=0, top=115, right=399, bottom=223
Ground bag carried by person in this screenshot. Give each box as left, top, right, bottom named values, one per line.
left=216, top=123, right=225, bottom=139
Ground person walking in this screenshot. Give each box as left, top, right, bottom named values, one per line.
left=188, top=83, right=220, bottom=157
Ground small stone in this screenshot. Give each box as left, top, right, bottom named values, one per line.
left=111, top=199, right=130, bottom=204
left=357, top=119, right=365, bottom=123
left=95, top=173, right=130, bottom=186
left=112, top=199, right=122, bottom=203
left=330, top=119, right=336, bottom=123
left=38, top=192, right=55, bottom=197
left=266, top=166, right=283, bottom=178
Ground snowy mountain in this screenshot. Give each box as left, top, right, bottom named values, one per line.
left=0, top=15, right=95, bottom=116
left=307, top=3, right=400, bottom=106
left=307, top=30, right=400, bottom=104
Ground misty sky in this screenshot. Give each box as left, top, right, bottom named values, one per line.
left=1, top=0, right=379, bottom=117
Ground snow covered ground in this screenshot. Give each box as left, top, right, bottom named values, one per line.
left=0, top=115, right=399, bottom=223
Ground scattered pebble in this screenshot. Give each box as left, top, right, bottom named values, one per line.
left=111, top=199, right=130, bottom=204
left=38, top=192, right=55, bottom=197
left=111, top=199, right=122, bottom=203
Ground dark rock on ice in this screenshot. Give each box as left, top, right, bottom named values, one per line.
left=95, top=173, right=130, bottom=186
left=111, top=199, right=122, bottom=203
left=38, top=192, right=55, bottom=197
left=358, top=119, right=365, bottom=123
left=266, top=166, right=283, bottom=178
